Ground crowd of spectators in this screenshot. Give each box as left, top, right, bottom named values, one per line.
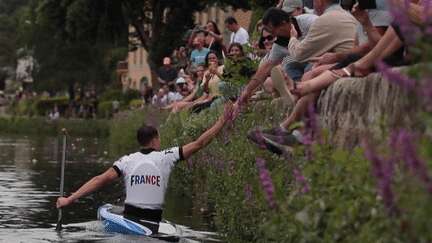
left=142, top=0, right=428, bottom=155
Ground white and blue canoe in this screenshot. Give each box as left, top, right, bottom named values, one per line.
left=97, top=204, right=177, bottom=237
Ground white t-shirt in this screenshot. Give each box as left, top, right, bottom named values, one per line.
left=113, top=147, right=183, bottom=210
left=230, top=27, right=249, bottom=45
left=356, top=9, right=392, bottom=45
left=166, top=92, right=183, bottom=103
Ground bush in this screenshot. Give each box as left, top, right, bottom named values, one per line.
left=97, top=101, right=114, bottom=119
left=0, top=117, right=110, bottom=137
left=35, top=96, right=69, bottom=116
left=129, top=99, right=144, bottom=110
left=108, top=107, right=169, bottom=157
left=99, top=89, right=124, bottom=103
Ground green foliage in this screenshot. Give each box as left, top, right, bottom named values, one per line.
left=0, top=117, right=109, bottom=137
left=108, top=107, right=169, bottom=158
left=97, top=101, right=113, bottom=119
left=34, top=96, right=69, bottom=116
left=129, top=99, right=144, bottom=110
left=0, top=0, right=29, bottom=67
left=220, top=56, right=258, bottom=99
left=99, top=89, right=140, bottom=104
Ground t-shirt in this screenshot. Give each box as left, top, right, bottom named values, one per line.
left=267, top=13, right=318, bottom=65
left=166, top=92, right=183, bottom=103
left=190, top=48, right=210, bottom=66
left=288, top=4, right=357, bottom=62
left=113, top=147, right=184, bottom=210
left=294, top=14, right=318, bottom=40
left=157, top=66, right=177, bottom=83
left=356, top=9, right=392, bottom=45
left=229, top=27, right=249, bottom=45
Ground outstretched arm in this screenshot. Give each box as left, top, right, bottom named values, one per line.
left=238, top=61, right=275, bottom=105
left=56, top=167, right=119, bottom=208
left=182, top=103, right=233, bottom=159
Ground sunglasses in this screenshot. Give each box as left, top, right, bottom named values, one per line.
left=262, top=35, right=274, bottom=41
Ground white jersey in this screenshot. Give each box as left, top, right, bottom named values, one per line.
left=113, top=147, right=183, bottom=210
left=230, top=27, right=249, bottom=45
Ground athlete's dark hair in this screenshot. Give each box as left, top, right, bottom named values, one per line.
left=137, top=125, right=158, bottom=146
left=262, top=7, right=291, bottom=28
left=224, top=16, right=238, bottom=25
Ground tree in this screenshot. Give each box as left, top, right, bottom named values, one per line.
left=16, top=0, right=129, bottom=92
left=0, top=0, right=30, bottom=67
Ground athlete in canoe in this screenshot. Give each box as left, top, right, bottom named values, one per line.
left=56, top=103, right=233, bottom=234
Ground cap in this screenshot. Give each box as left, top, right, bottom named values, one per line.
left=176, top=77, right=186, bottom=84
left=282, top=0, right=303, bottom=13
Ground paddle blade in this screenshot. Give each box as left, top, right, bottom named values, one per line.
left=55, top=208, right=62, bottom=231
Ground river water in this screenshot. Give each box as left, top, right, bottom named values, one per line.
left=0, top=135, right=218, bottom=242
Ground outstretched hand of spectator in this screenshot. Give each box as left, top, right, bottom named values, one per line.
left=222, top=101, right=234, bottom=122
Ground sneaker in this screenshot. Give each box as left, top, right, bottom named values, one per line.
left=262, top=133, right=302, bottom=147
left=247, top=129, right=267, bottom=149
left=261, top=126, right=291, bottom=137
left=247, top=129, right=283, bottom=154
left=247, top=129, right=297, bottom=155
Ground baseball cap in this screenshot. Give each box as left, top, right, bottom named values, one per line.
left=176, top=77, right=187, bottom=84
left=282, top=0, right=303, bottom=13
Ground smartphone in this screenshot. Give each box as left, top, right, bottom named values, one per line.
left=357, top=0, right=376, bottom=9
left=291, top=17, right=302, bottom=38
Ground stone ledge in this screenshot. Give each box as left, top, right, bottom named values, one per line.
left=317, top=67, right=417, bottom=147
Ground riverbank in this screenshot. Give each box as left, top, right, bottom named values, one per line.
left=0, top=116, right=110, bottom=137
left=155, top=100, right=431, bottom=242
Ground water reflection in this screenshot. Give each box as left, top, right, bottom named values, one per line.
left=0, top=135, right=218, bottom=242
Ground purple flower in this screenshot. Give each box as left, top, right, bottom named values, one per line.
left=396, top=130, right=432, bottom=193
left=424, top=0, right=431, bottom=22
left=376, top=62, right=416, bottom=91
left=256, top=158, right=277, bottom=209
left=388, top=3, right=421, bottom=44
left=293, top=168, right=310, bottom=194
left=362, top=139, right=398, bottom=214
left=427, top=26, right=432, bottom=36
left=244, top=184, right=253, bottom=202
left=301, top=104, right=321, bottom=160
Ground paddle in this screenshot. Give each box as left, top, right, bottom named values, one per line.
left=56, top=128, right=67, bottom=231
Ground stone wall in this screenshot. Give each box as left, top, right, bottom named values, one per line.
left=317, top=68, right=417, bottom=147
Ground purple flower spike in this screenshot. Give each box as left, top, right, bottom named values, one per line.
left=362, top=140, right=398, bottom=214
left=376, top=62, right=416, bottom=91
left=293, top=168, right=310, bottom=194
left=397, top=130, right=432, bottom=194
left=256, top=158, right=277, bottom=209
left=301, top=104, right=321, bottom=161
left=388, top=3, right=421, bottom=44
left=424, top=0, right=431, bottom=22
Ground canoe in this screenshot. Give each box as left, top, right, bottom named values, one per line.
left=97, top=203, right=177, bottom=238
